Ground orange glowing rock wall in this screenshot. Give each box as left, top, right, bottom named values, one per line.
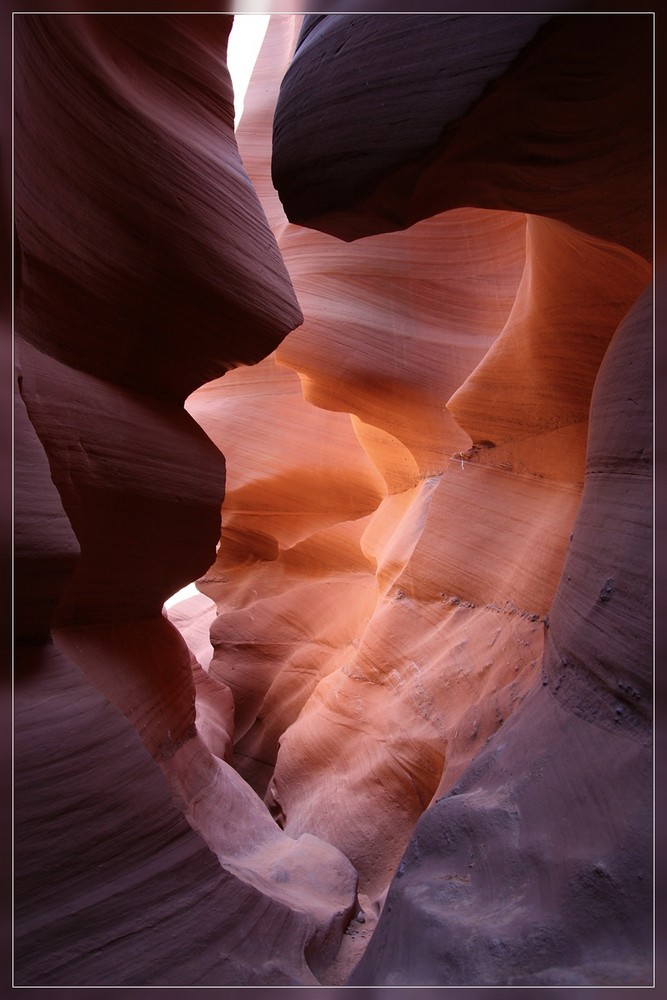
left=14, top=11, right=653, bottom=988
left=188, top=17, right=652, bottom=954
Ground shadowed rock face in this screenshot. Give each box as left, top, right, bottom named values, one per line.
left=14, top=12, right=356, bottom=988
left=543, top=284, right=653, bottom=738
left=272, top=13, right=554, bottom=224
left=14, top=644, right=341, bottom=987
left=273, top=13, right=652, bottom=260
left=14, top=381, right=79, bottom=641
left=15, top=11, right=652, bottom=989
left=15, top=13, right=302, bottom=402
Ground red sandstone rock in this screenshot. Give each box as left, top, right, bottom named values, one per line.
left=14, top=12, right=357, bottom=987
left=272, top=14, right=652, bottom=260
left=14, top=377, right=79, bottom=641
left=228, top=11, right=650, bottom=984
left=543, top=282, right=653, bottom=736
left=14, top=9, right=653, bottom=988
left=18, top=338, right=226, bottom=628
left=274, top=11, right=651, bottom=985
left=272, top=13, right=554, bottom=229
left=15, top=13, right=302, bottom=402
left=351, top=282, right=653, bottom=986
left=14, top=643, right=349, bottom=986
left=187, top=20, right=651, bottom=949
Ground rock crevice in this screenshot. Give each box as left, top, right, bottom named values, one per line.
left=14, top=11, right=652, bottom=988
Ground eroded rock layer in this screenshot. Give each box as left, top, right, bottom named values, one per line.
left=16, top=13, right=302, bottom=402
left=14, top=10, right=653, bottom=989
left=273, top=13, right=652, bottom=260
left=266, top=15, right=651, bottom=985
left=14, top=12, right=356, bottom=987
left=351, top=282, right=653, bottom=986
left=14, top=643, right=344, bottom=987
left=187, top=17, right=651, bottom=968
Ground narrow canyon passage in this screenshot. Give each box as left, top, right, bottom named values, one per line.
left=14, top=11, right=652, bottom=988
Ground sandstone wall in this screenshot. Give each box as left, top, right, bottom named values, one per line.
left=14, top=13, right=357, bottom=986
left=14, top=11, right=653, bottom=988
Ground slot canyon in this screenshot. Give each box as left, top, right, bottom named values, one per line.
left=13, top=11, right=653, bottom=988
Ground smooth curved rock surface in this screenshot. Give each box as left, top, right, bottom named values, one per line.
left=14, top=12, right=357, bottom=988
left=185, top=18, right=651, bottom=942
left=197, top=10, right=650, bottom=984
left=14, top=642, right=346, bottom=986
left=14, top=9, right=653, bottom=989
left=273, top=13, right=652, bottom=260
left=351, top=280, right=653, bottom=987
left=543, top=283, right=653, bottom=736
left=270, top=11, right=651, bottom=986
left=14, top=377, right=79, bottom=641
left=15, top=12, right=302, bottom=402
left=350, top=681, right=652, bottom=987
left=272, top=13, right=554, bottom=223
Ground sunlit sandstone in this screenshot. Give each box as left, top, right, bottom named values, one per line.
left=15, top=11, right=652, bottom=988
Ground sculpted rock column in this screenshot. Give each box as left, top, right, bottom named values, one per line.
left=14, top=12, right=356, bottom=985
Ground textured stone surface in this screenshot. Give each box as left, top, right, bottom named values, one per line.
left=14, top=12, right=357, bottom=988
left=18, top=337, right=226, bottom=629
left=14, top=378, right=79, bottom=641
left=230, top=11, right=651, bottom=984
left=15, top=12, right=302, bottom=402
left=273, top=13, right=652, bottom=259
left=543, top=283, right=653, bottom=737
left=272, top=13, right=554, bottom=225
left=14, top=10, right=653, bottom=989
left=351, top=283, right=653, bottom=986
left=186, top=20, right=652, bottom=957
left=14, top=643, right=346, bottom=986
left=350, top=681, right=652, bottom=987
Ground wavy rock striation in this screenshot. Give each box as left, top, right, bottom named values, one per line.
left=14, top=10, right=653, bottom=988
left=273, top=13, right=652, bottom=259
left=15, top=643, right=347, bottom=987
left=14, top=12, right=356, bottom=987
left=351, top=283, right=653, bottom=986
left=267, top=12, right=652, bottom=986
